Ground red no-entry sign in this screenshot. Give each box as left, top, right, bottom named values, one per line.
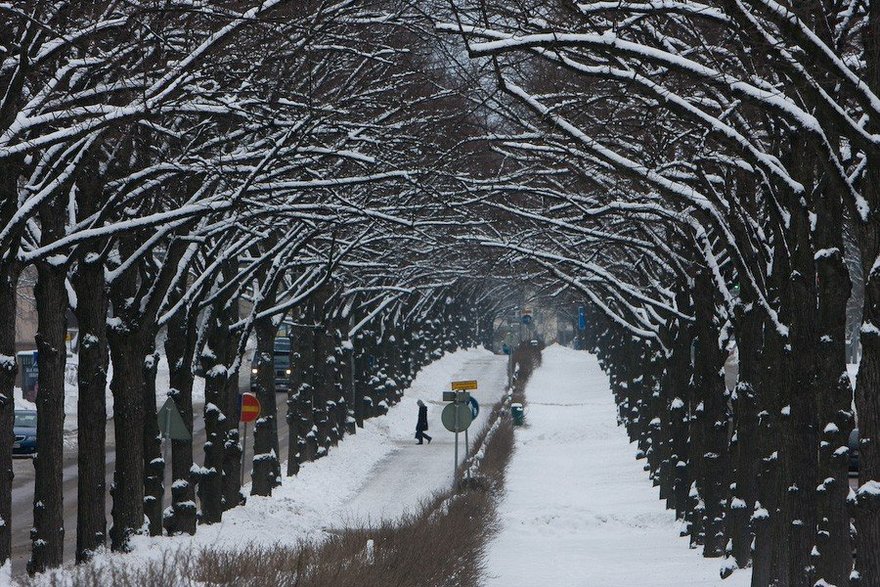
left=240, top=393, right=261, bottom=423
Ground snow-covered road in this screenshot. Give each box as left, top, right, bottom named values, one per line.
left=485, top=345, right=751, bottom=587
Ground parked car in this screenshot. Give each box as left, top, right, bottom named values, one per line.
left=850, top=428, right=860, bottom=476
left=13, top=409, right=37, bottom=457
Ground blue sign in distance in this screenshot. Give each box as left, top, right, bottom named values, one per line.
left=578, top=306, right=586, bottom=331
left=469, top=396, right=480, bottom=419
left=522, top=314, right=533, bottom=326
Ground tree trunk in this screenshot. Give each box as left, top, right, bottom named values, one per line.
left=108, top=328, right=146, bottom=551
left=142, top=346, right=163, bottom=536
left=0, top=261, right=20, bottom=568
left=252, top=317, right=279, bottom=497
left=220, top=294, right=243, bottom=512
left=164, top=303, right=197, bottom=535
left=854, top=225, right=880, bottom=585
left=727, top=304, right=762, bottom=570
left=286, top=314, right=307, bottom=476
left=751, top=325, right=783, bottom=587
left=692, top=271, right=730, bottom=558
left=199, top=305, right=232, bottom=523
left=813, top=186, right=855, bottom=586
left=28, top=253, right=68, bottom=573
left=853, top=7, right=880, bottom=581
left=72, top=258, right=109, bottom=561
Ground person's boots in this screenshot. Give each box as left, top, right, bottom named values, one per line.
left=426, top=435, right=432, bottom=444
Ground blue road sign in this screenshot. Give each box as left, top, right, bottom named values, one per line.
left=522, top=314, right=533, bottom=326
left=578, top=306, right=586, bottom=331
left=469, top=396, right=480, bottom=419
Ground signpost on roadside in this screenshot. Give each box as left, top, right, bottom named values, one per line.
left=443, top=380, right=478, bottom=478
left=239, top=392, right=262, bottom=485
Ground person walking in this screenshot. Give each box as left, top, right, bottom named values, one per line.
left=416, top=400, right=432, bottom=444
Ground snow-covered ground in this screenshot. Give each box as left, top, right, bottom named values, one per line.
left=20, top=347, right=506, bottom=584
left=484, top=345, right=751, bottom=587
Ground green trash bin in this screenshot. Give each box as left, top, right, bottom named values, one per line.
left=511, top=402, right=525, bottom=426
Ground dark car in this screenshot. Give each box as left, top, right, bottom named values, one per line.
left=850, top=428, right=861, bottom=476
left=13, top=410, right=37, bottom=457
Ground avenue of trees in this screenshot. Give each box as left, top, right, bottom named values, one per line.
left=5, top=1, right=880, bottom=587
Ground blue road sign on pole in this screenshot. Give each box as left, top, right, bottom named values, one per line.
left=469, top=396, right=480, bottom=419
left=522, top=314, right=533, bottom=326
left=578, top=306, right=586, bottom=331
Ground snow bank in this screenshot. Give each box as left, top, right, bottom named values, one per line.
left=12, top=387, right=36, bottom=411
left=1, top=559, right=11, bottom=586
left=485, top=345, right=751, bottom=586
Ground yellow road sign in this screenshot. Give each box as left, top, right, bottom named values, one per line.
left=451, top=380, right=477, bottom=391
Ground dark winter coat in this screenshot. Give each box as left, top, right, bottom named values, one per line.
left=416, top=405, right=429, bottom=432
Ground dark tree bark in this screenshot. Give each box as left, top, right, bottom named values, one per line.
left=221, top=368, right=243, bottom=511
left=107, top=326, right=147, bottom=551
left=28, top=203, right=68, bottom=574
left=198, top=298, right=236, bottom=523
left=0, top=260, right=20, bottom=568
left=70, top=155, right=110, bottom=562
left=286, top=311, right=307, bottom=476
left=142, top=345, right=163, bottom=536
left=72, top=254, right=109, bottom=562
left=252, top=316, right=279, bottom=497
left=726, top=303, right=762, bottom=570
left=751, top=325, right=783, bottom=587
left=812, top=181, right=855, bottom=585
left=774, top=144, right=819, bottom=587
left=164, top=299, right=197, bottom=535
left=851, top=11, right=880, bottom=584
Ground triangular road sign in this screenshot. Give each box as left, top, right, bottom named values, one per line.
left=158, top=397, right=191, bottom=441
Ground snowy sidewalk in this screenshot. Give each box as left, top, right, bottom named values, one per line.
left=485, top=346, right=751, bottom=587
left=331, top=350, right=508, bottom=525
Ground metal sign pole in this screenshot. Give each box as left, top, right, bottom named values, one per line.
left=163, top=406, right=171, bottom=504
left=240, top=422, right=248, bottom=487
left=454, top=400, right=459, bottom=476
